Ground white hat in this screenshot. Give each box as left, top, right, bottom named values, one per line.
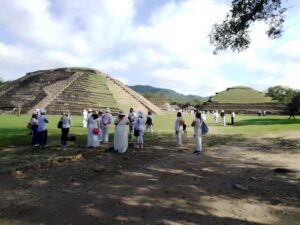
left=138, top=111, right=144, bottom=118
left=105, top=108, right=111, bottom=113
left=118, top=110, right=125, bottom=116
left=40, top=109, right=46, bottom=114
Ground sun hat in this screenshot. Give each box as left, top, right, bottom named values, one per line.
left=118, top=110, right=125, bottom=116
left=105, top=108, right=111, bottom=113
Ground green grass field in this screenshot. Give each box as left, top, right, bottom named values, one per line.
left=0, top=113, right=299, bottom=148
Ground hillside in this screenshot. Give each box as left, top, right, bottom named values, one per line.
left=211, top=86, right=274, bottom=103
left=129, top=85, right=207, bottom=104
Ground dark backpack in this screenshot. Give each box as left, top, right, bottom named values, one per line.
left=146, top=116, right=152, bottom=125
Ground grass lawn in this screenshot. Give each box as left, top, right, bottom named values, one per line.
left=0, top=113, right=299, bottom=148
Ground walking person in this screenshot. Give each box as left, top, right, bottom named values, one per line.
left=191, top=112, right=203, bottom=155
left=101, top=108, right=113, bottom=144
left=213, top=110, right=219, bottom=124
left=231, top=111, right=235, bottom=125
left=288, top=110, right=296, bottom=119
left=87, top=111, right=100, bottom=148
left=128, top=108, right=136, bottom=139
left=60, top=111, right=71, bottom=148
left=220, top=110, right=226, bottom=126
left=37, top=109, right=49, bottom=147
left=134, top=111, right=145, bottom=149
left=114, top=111, right=129, bottom=153
left=175, top=112, right=184, bottom=147
left=145, top=111, right=153, bottom=135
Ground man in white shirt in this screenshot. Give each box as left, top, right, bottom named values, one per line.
left=38, top=109, right=49, bottom=146
left=128, top=108, right=136, bottom=139
left=101, top=108, right=113, bottom=144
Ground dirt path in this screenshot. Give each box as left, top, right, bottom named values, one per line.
left=0, top=134, right=299, bottom=225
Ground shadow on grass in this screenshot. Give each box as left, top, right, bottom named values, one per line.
left=236, top=117, right=300, bottom=126
left=0, top=132, right=299, bottom=225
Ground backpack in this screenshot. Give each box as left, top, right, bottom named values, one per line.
left=146, top=116, right=152, bottom=125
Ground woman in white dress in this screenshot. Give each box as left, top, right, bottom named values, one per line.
left=191, top=112, right=203, bottom=154
left=87, top=111, right=100, bottom=148
left=114, top=111, right=129, bottom=153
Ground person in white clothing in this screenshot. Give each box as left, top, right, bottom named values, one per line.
left=134, top=111, right=145, bottom=149
left=191, top=112, right=203, bottom=154
left=82, top=109, right=88, bottom=128
left=87, top=111, right=100, bottom=148
left=128, top=108, right=136, bottom=139
left=114, top=110, right=129, bottom=153
left=101, top=108, right=113, bottom=144
left=175, top=112, right=184, bottom=147
left=213, top=110, right=219, bottom=124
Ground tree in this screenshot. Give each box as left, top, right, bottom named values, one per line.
left=266, top=85, right=296, bottom=104
left=209, top=0, right=287, bottom=53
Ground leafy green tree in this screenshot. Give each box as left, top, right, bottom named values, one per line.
left=266, top=85, right=296, bottom=104
left=209, top=0, right=287, bottom=53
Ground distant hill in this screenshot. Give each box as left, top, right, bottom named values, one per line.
left=129, top=85, right=207, bottom=105
left=211, top=86, right=274, bottom=103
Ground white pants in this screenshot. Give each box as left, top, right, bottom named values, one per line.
left=195, top=135, right=202, bottom=152
left=83, top=119, right=87, bottom=128
left=222, top=117, right=226, bottom=126
left=214, top=117, right=218, bottom=124
left=137, top=130, right=143, bottom=145
left=176, top=131, right=182, bottom=146
left=101, top=127, right=110, bottom=143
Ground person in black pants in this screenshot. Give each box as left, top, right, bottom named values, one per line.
left=60, top=112, right=71, bottom=147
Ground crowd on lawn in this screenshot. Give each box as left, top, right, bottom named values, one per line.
left=27, top=108, right=237, bottom=155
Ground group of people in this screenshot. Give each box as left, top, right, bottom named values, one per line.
left=82, top=108, right=154, bottom=153
left=212, top=110, right=235, bottom=126
left=28, top=109, right=49, bottom=147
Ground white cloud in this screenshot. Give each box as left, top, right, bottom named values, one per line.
left=0, top=0, right=299, bottom=96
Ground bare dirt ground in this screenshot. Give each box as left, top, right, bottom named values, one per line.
left=0, top=133, right=299, bottom=225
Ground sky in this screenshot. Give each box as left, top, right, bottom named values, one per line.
left=0, top=0, right=300, bottom=96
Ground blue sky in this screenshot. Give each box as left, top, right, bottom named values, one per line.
left=0, top=0, right=299, bottom=96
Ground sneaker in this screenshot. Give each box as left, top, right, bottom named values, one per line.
left=134, top=145, right=139, bottom=149
left=193, top=150, right=201, bottom=154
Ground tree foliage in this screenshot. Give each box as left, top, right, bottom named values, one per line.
left=266, top=85, right=296, bottom=104
left=209, top=0, right=287, bottom=53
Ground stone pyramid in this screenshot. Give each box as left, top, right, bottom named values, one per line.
left=0, top=68, right=162, bottom=115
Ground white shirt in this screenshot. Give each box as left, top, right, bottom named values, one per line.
left=134, top=117, right=144, bottom=131
left=193, top=118, right=202, bottom=136
left=62, top=115, right=71, bottom=128
left=101, top=113, right=113, bottom=128
left=38, top=115, right=48, bottom=131
left=83, top=110, right=88, bottom=119
left=231, top=112, right=235, bottom=118
left=175, top=117, right=183, bottom=132
left=128, top=112, right=136, bottom=124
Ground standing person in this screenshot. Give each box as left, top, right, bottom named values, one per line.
left=60, top=111, right=71, bottom=147
left=101, top=108, right=113, bottom=144
left=114, top=111, right=129, bottom=153
left=87, top=111, right=100, bottom=148
left=82, top=109, right=88, bottom=128
left=37, top=109, right=49, bottom=147
left=175, top=112, right=184, bottom=147
left=231, top=111, right=235, bottom=125
left=213, top=110, right=219, bottom=124
left=191, top=112, right=203, bottom=154
left=98, top=110, right=103, bottom=143
left=30, top=112, right=39, bottom=147
left=145, top=111, right=153, bottom=135
left=134, top=111, right=145, bottom=149
left=128, top=108, right=136, bottom=139
left=220, top=110, right=226, bottom=126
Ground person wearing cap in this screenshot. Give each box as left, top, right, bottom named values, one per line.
left=82, top=109, right=88, bottom=128
left=134, top=111, right=145, bottom=149
left=87, top=110, right=100, bottom=148
left=128, top=108, right=136, bottom=139
left=101, top=108, right=113, bottom=144
left=37, top=109, right=49, bottom=146
left=114, top=110, right=129, bottom=153
left=59, top=111, right=71, bottom=147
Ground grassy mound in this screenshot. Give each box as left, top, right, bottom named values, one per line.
left=212, top=86, right=274, bottom=103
